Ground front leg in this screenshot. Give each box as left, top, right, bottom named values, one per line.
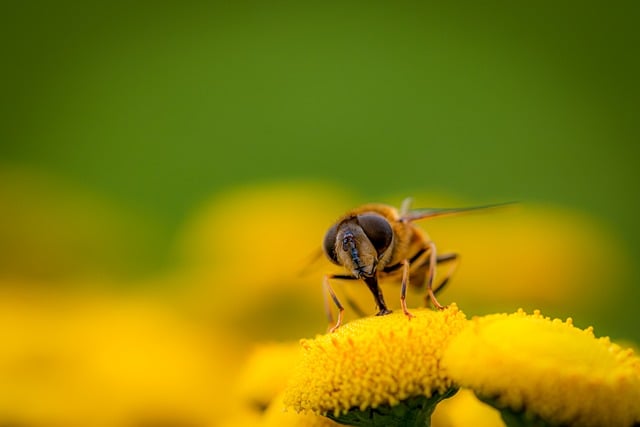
left=323, top=274, right=345, bottom=333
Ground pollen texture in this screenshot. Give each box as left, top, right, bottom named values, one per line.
left=442, top=309, right=640, bottom=427
left=283, top=305, right=467, bottom=416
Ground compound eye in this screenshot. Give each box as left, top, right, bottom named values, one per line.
left=323, top=223, right=339, bottom=264
left=357, top=214, right=393, bottom=256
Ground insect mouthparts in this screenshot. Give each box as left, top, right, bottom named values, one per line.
left=342, top=231, right=363, bottom=271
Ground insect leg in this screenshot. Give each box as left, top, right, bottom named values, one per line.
left=400, top=259, right=415, bottom=319
left=325, top=274, right=367, bottom=316
left=426, top=242, right=445, bottom=310
left=407, top=250, right=456, bottom=308
left=323, top=274, right=346, bottom=333
left=431, top=252, right=459, bottom=297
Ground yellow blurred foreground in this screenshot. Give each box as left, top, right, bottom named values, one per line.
left=0, top=180, right=634, bottom=426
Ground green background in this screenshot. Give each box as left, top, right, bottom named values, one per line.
left=2, top=2, right=639, bottom=338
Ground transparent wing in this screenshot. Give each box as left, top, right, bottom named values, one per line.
left=297, top=248, right=327, bottom=277
left=400, top=201, right=516, bottom=222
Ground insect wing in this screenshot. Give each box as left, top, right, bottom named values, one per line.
left=401, top=202, right=515, bottom=222
left=298, top=248, right=329, bottom=277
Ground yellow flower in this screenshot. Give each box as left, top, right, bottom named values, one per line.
left=394, top=195, right=630, bottom=309
left=262, top=392, right=339, bottom=427
left=431, top=389, right=504, bottom=427
left=0, top=286, right=243, bottom=427
left=224, top=341, right=339, bottom=426
left=442, top=310, right=640, bottom=427
left=284, top=305, right=467, bottom=423
left=176, top=181, right=352, bottom=340
left=233, top=342, right=302, bottom=412
left=178, top=181, right=351, bottom=290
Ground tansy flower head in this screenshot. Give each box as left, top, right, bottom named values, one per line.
left=442, top=309, right=640, bottom=427
left=284, top=305, right=467, bottom=425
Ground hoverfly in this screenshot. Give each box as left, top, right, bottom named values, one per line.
left=322, top=198, right=508, bottom=332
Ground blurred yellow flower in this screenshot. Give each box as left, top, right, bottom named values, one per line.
left=177, top=182, right=352, bottom=339
left=262, top=392, right=338, bottom=427
left=442, top=309, right=640, bottom=427
left=222, top=341, right=339, bottom=426
left=218, top=410, right=264, bottom=427
left=234, top=341, right=302, bottom=412
left=405, top=197, right=630, bottom=308
left=179, top=181, right=351, bottom=286
left=284, top=306, right=467, bottom=423
left=431, top=389, right=504, bottom=427
left=0, top=285, right=243, bottom=427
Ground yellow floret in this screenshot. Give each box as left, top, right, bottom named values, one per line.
left=442, top=309, right=640, bottom=427
left=284, top=305, right=467, bottom=417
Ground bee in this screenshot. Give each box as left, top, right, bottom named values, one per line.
left=322, top=198, right=508, bottom=332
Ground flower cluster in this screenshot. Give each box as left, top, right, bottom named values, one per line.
left=283, top=307, right=640, bottom=427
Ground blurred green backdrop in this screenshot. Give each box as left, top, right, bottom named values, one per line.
left=1, top=2, right=639, bottom=338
